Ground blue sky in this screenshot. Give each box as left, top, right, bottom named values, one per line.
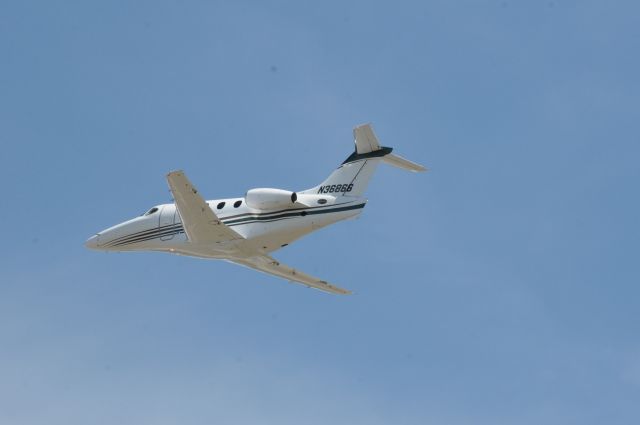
left=1, top=1, right=639, bottom=424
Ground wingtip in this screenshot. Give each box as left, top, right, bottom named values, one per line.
left=331, top=286, right=353, bottom=295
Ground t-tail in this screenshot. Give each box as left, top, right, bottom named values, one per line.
left=300, top=123, right=426, bottom=197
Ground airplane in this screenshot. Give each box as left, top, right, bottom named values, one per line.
left=85, top=124, right=426, bottom=294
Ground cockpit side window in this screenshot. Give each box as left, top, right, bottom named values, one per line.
left=144, top=207, right=159, bottom=216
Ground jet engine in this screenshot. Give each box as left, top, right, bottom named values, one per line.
left=245, top=188, right=297, bottom=210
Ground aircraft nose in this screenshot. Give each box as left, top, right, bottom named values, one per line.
left=85, top=234, right=100, bottom=250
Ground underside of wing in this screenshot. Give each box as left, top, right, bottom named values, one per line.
left=231, top=255, right=352, bottom=295
left=166, top=170, right=243, bottom=244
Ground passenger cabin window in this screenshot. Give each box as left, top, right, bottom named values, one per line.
left=217, top=202, right=225, bottom=209
left=317, top=199, right=327, bottom=205
left=234, top=200, right=242, bottom=208
left=144, top=207, right=159, bottom=216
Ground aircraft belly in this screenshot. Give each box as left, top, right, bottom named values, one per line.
left=238, top=208, right=359, bottom=253
left=236, top=217, right=313, bottom=252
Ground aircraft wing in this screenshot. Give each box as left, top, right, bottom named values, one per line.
left=166, top=170, right=243, bottom=244
left=231, top=255, right=352, bottom=295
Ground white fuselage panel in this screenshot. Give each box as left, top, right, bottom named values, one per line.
left=90, top=197, right=366, bottom=259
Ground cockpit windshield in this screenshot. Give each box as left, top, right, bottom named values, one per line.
left=143, top=207, right=159, bottom=216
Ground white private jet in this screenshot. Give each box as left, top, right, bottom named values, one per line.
left=86, top=124, right=426, bottom=294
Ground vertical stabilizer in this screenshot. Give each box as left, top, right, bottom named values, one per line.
left=300, top=123, right=425, bottom=197
left=353, top=124, right=381, bottom=154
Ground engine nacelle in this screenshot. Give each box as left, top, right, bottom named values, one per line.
left=245, top=188, right=297, bottom=211
left=294, top=193, right=336, bottom=207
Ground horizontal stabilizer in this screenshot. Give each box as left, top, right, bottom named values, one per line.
left=383, top=153, right=427, bottom=172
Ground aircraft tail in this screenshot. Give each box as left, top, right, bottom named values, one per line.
left=300, top=124, right=426, bottom=197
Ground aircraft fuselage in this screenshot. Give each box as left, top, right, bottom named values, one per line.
left=86, top=197, right=366, bottom=259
